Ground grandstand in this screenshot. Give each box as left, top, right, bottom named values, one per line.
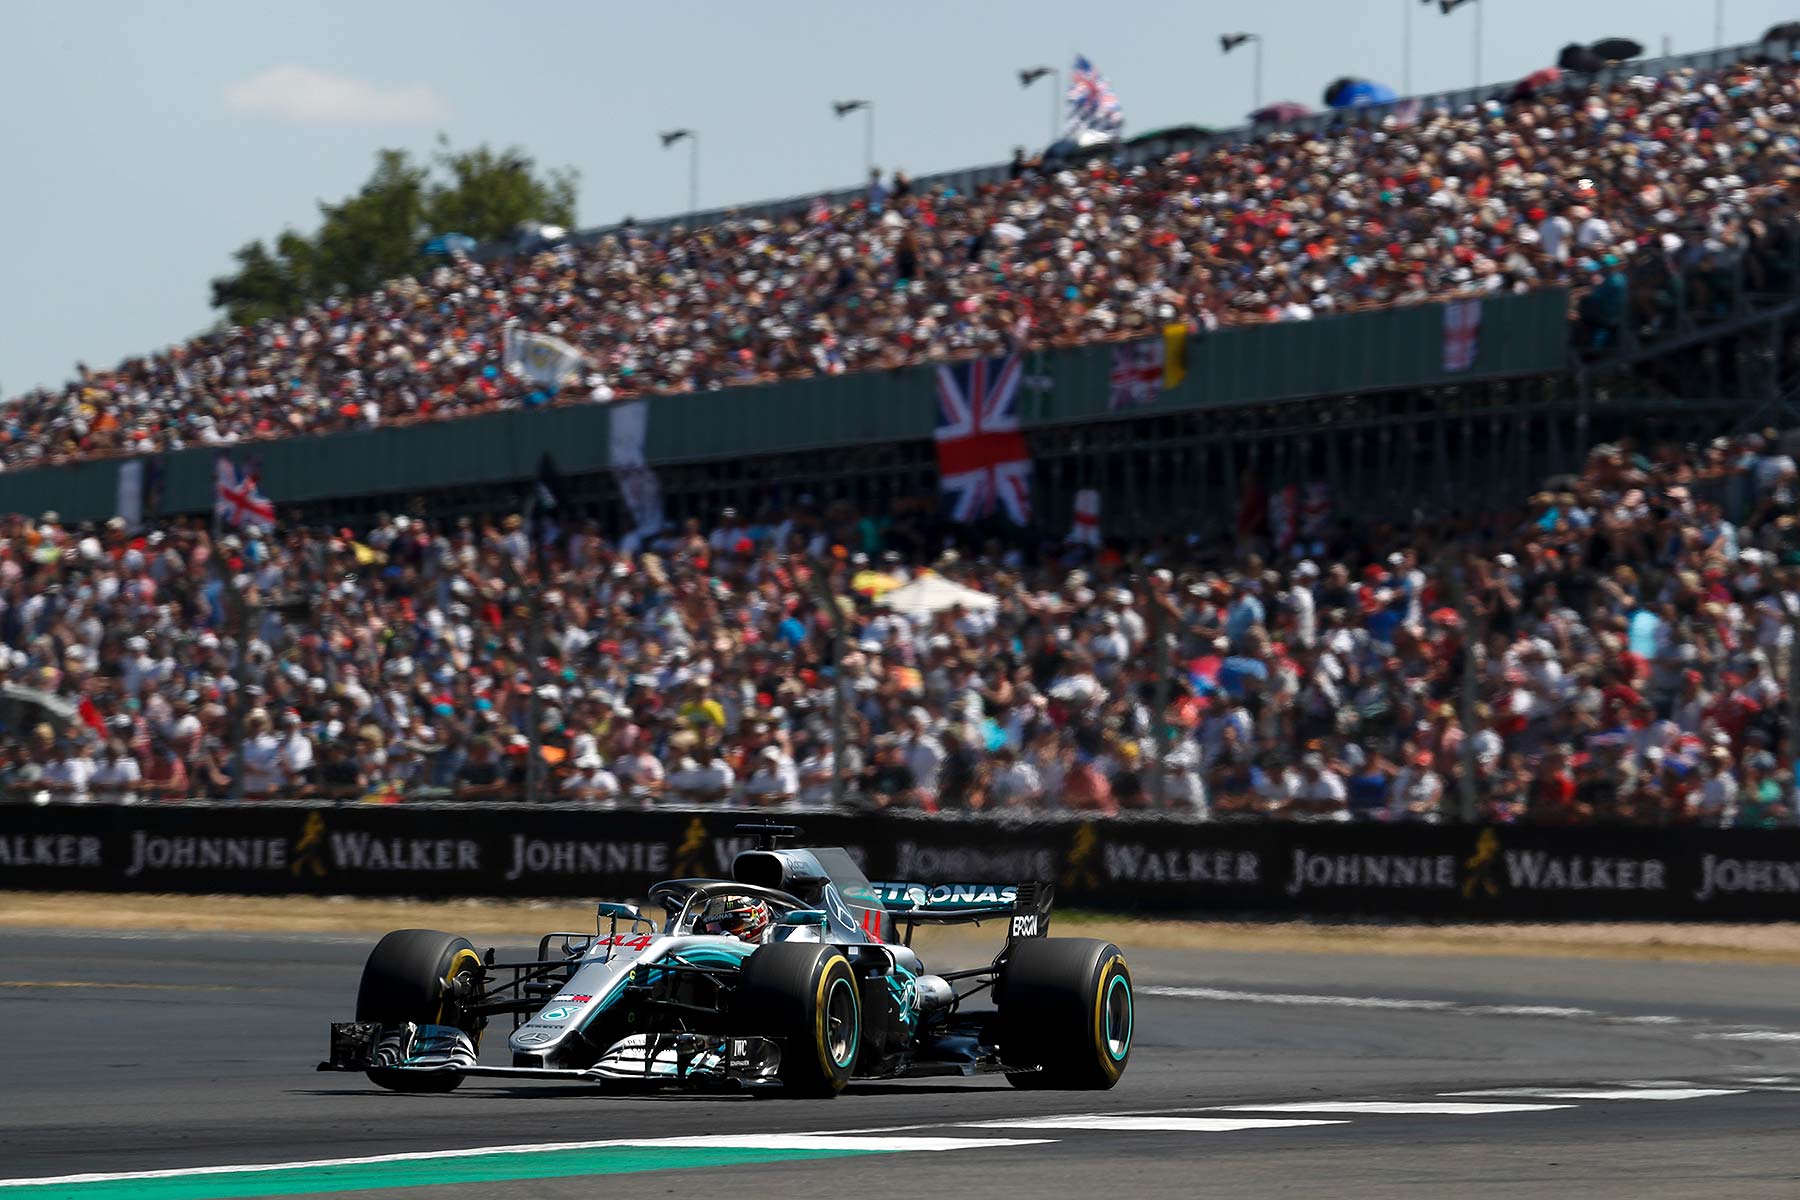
left=4, top=42, right=1800, bottom=537
left=3, top=42, right=1800, bottom=827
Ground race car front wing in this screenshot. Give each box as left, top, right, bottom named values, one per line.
left=319, top=1021, right=784, bottom=1088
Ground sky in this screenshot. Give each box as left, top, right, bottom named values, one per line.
left=0, top=0, right=1788, bottom=397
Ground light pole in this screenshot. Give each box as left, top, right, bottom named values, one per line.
left=1403, top=0, right=1412, bottom=94
left=659, top=128, right=697, bottom=217
left=1019, top=65, right=1058, bottom=143
left=833, top=99, right=873, bottom=178
left=1716, top=0, right=1725, bottom=48
left=1412, top=0, right=1436, bottom=94
left=1439, top=0, right=1481, bottom=89
left=1220, top=33, right=1263, bottom=113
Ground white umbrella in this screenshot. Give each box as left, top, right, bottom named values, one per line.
left=878, top=573, right=1000, bottom=617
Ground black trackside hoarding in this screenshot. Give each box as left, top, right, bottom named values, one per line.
left=3, top=803, right=1800, bottom=921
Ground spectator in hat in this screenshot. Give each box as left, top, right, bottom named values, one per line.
left=743, top=743, right=798, bottom=807
left=561, top=752, right=622, bottom=805
left=90, top=739, right=142, bottom=805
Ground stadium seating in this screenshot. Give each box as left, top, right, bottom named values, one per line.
left=5, top=58, right=1798, bottom=469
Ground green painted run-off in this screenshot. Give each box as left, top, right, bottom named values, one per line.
left=10, top=1145, right=880, bottom=1200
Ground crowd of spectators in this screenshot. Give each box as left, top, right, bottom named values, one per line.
left=2, top=425, right=1799, bottom=829
left=8, top=58, right=1800, bottom=468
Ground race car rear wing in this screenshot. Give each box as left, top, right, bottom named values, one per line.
left=871, top=880, right=1053, bottom=945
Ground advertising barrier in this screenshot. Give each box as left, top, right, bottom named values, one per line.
left=3, top=803, right=1799, bottom=921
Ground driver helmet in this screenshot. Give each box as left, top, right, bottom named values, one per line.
left=699, top=895, right=772, bottom=943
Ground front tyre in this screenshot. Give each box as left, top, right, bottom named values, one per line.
left=997, top=938, right=1132, bottom=1090
left=736, top=943, right=861, bottom=1096
left=355, top=928, right=483, bottom=1093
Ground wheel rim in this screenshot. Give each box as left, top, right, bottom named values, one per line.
left=435, top=949, right=482, bottom=1026
left=1102, top=973, right=1132, bottom=1061
left=825, top=976, right=859, bottom=1069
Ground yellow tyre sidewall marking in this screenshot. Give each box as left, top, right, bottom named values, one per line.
left=437, top=947, right=484, bottom=1047
left=813, top=955, right=854, bottom=1083
left=1092, top=953, right=1128, bottom=1081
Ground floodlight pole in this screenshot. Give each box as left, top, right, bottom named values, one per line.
left=686, top=136, right=698, bottom=217
left=1403, top=0, right=1413, bottom=94
left=1473, top=0, right=1483, bottom=89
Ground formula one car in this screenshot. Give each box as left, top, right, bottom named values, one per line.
left=320, top=825, right=1132, bottom=1095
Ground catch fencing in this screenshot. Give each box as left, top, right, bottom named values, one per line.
left=3, top=802, right=1797, bottom=921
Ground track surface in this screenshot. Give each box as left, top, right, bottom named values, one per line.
left=4, top=928, right=1800, bottom=1198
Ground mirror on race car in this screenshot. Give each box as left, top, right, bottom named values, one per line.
left=596, top=902, right=644, bottom=922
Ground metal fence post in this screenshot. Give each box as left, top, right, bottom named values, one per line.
left=807, top=554, right=851, bottom=807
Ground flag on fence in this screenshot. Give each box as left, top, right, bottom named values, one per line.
left=116, top=459, right=144, bottom=533
left=608, top=400, right=664, bottom=546
left=1065, top=54, right=1124, bottom=143
left=935, top=354, right=1033, bottom=525
left=213, top=455, right=275, bottom=531
left=1162, top=322, right=1188, bottom=390
left=1270, top=484, right=1299, bottom=552
left=143, top=455, right=165, bottom=524
left=1108, top=325, right=1189, bottom=409
left=1442, top=299, right=1482, bottom=372
left=1299, top=481, right=1333, bottom=544
left=1069, top=489, right=1102, bottom=547
left=503, top=325, right=588, bottom=390
left=1109, top=341, right=1162, bottom=409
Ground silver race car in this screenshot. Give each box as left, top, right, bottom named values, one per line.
left=320, top=825, right=1133, bottom=1095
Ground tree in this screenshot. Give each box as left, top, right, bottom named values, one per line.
left=309, top=148, right=431, bottom=300
left=208, top=141, right=580, bottom=327
left=424, top=138, right=578, bottom=244
left=209, top=237, right=307, bottom=328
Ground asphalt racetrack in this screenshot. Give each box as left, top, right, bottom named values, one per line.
left=4, top=926, right=1800, bottom=1199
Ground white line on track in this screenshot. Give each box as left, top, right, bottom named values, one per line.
left=1214, top=1101, right=1573, bottom=1116
left=1140, top=986, right=1455, bottom=1011
left=960, top=1116, right=1344, bottom=1133
left=1139, top=984, right=1800, bottom=1044
left=0, top=1135, right=1048, bottom=1189
left=1446, top=1087, right=1745, bottom=1101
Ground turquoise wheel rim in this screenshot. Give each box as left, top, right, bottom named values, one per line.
left=1103, top=972, right=1132, bottom=1061
left=825, top=976, right=859, bottom=1069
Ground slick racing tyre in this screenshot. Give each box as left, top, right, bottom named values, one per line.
left=997, top=937, right=1132, bottom=1090
left=355, top=929, right=483, bottom=1093
left=736, top=943, right=861, bottom=1096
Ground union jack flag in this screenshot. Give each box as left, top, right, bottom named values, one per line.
left=934, top=355, right=1032, bottom=526
left=1065, top=55, right=1123, bottom=140
left=214, top=455, right=275, bottom=531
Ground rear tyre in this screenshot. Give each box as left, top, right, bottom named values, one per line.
left=355, top=928, right=483, bottom=1094
left=736, top=942, right=861, bottom=1096
left=997, top=938, right=1132, bottom=1090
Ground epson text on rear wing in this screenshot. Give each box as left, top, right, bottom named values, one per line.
left=870, top=880, right=1054, bottom=945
